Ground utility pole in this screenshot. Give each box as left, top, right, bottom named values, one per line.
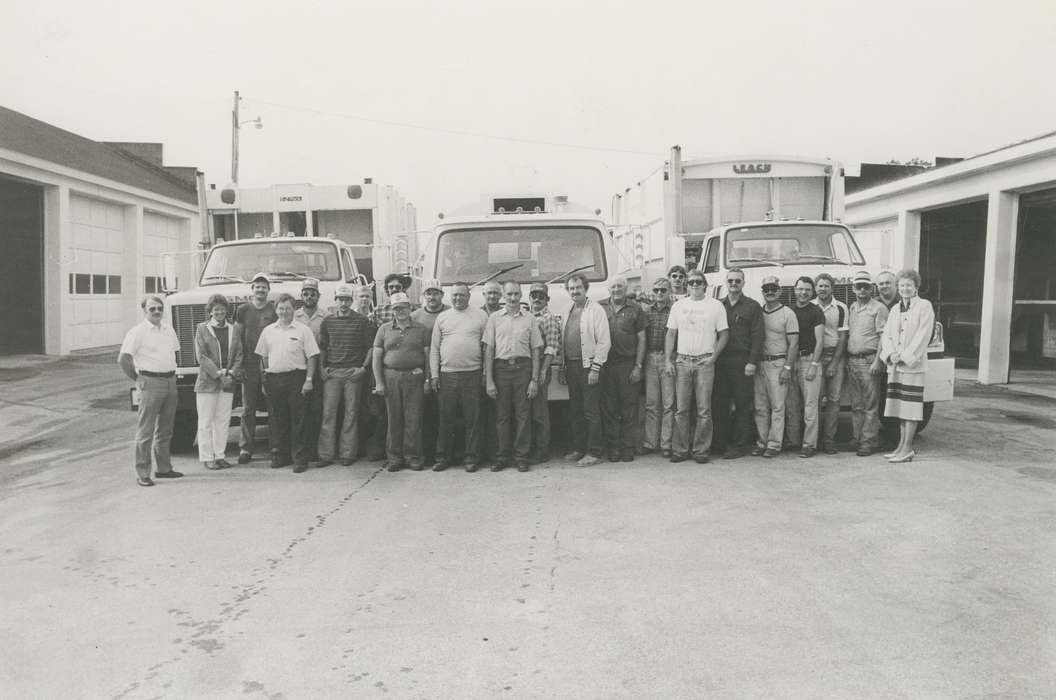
left=231, top=90, right=240, bottom=185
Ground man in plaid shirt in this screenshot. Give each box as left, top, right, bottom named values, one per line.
left=370, top=273, right=417, bottom=326
left=643, top=277, right=676, bottom=456
left=528, top=282, right=562, bottom=463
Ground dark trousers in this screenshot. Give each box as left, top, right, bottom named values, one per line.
left=384, top=368, right=424, bottom=466
left=437, top=370, right=481, bottom=464
left=713, top=353, right=755, bottom=451
left=265, top=370, right=308, bottom=464
left=494, top=359, right=532, bottom=462
left=529, top=373, right=551, bottom=460
left=302, top=370, right=323, bottom=460
left=479, top=387, right=498, bottom=462
left=601, top=358, right=638, bottom=453
left=566, top=362, right=602, bottom=456
left=358, top=371, right=387, bottom=460
left=419, top=389, right=439, bottom=465
left=239, top=358, right=264, bottom=454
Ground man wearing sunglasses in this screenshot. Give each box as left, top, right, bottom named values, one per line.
left=713, top=268, right=764, bottom=459
left=846, top=270, right=890, bottom=456
left=119, top=295, right=182, bottom=486
left=370, top=273, right=416, bottom=327
left=664, top=269, right=728, bottom=463
left=752, top=277, right=799, bottom=458
left=643, top=278, right=676, bottom=457
left=667, top=265, right=688, bottom=301
left=528, top=283, right=562, bottom=464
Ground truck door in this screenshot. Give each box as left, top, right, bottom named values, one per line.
left=701, top=235, right=723, bottom=296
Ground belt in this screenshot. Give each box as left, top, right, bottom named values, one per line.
left=763, top=354, right=786, bottom=361
left=677, top=352, right=713, bottom=360
left=384, top=366, right=422, bottom=373
left=138, top=370, right=174, bottom=378
left=798, top=350, right=815, bottom=357
left=265, top=369, right=305, bottom=375
left=848, top=351, right=877, bottom=359
left=496, top=357, right=530, bottom=366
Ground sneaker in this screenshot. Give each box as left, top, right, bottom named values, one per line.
left=576, top=454, right=602, bottom=467
left=763, top=448, right=780, bottom=458
left=750, top=446, right=765, bottom=457
left=564, top=451, right=585, bottom=462
left=237, top=451, right=252, bottom=465
left=136, top=477, right=155, bottom=487
left=214, top=458, right=233, bottom=469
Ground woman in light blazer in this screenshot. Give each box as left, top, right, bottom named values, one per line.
left=194, top=294, right=244, bottom=470
left=878, top=269, right=935, bottom=463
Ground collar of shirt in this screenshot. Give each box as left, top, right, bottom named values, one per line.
left=392, top=317, right=415, bottom=329
left=208, top=318, right=228, bottom=329
left=140, top=319, right=166, bottom=331
left=651, top=298, right=671, bottom=312
left=815, top=298, right=837, bottom=311
left=296, top=306, right=325, bottom=319
left=533, top=307, right=551, bottom=317
left=499, top=307, right=526, bottom=318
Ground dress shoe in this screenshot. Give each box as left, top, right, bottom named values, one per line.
left=607, top=451, right=620, bottom=463
left=465, top=462, right=479, bottom=473
left=271, top=458, right=290, bottom=469
left=661, top=449, right=672, bottom=458
left=576, top=454, right=602, bottom=467
left=491, top=461, right=508, bottom=472
left=694, top=455, right=710, bottom=464
left=620, top=451, right=634, bottom=462
left=887, top=451, right=915, bottom=463
left=432, top=461, right=448, bottom=472
left=822, top=444, right=838, bottom=455
left=315, top=460, right=333, bottom=468
left=750, top=446, right=765, bottom=456
left=203, top=460, right=218, bottom=470
left=516, top=461, right=530, bottom=472
left=136, top=477, right=155, bottom=487
left=564, top=451, right=585, bottom=462
left=856, top=448, right=874, bottom=457
left=293, top=462, right=308, bottom=473
left=799, top=447, right=816, bottom=458
left=640, top=447, right=656, bottom=455
left=340, top=459, right=355, bottom=466
left=763, top=448, right=780, bottom=458
left=409, top=462, right=424, bottom=471
left=723, top=448, right=746, bottom=460
left=669, top=453, right=689, bottom=463
left=155, top=471, right=184, bottom=478
left=386, top=461, right=403, bottom=472
left=237, top=451, right=252, bottom=465
left=214, top=459, right=232, bottom=469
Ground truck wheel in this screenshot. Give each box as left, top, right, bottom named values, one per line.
left=917, top=402, right=934, bottom=433
left=170, top=411, right=197, bottom=453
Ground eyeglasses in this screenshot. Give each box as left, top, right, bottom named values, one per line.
left=726, top=279, right=743, bottom=284
left=853, top=283, right=873, bottom=290
left=686, top=279, right=704, bottom=287
left=147, top=306, right=164, bottom=312
left=652, top=288, right=668, bottom=293
left=386, top=284, right=403, bottom=291
left=669, top=273, right=685, bottom=279
left=761, top=285, right=780, bottom=293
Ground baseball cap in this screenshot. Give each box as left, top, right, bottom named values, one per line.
left=251, top=272, right=270, bottom=285
left=528, top=283, right=549, bottom=298
left=761, top=275, right=780, bottom=286
left=853, top=270, right=873, bottom=284
left=335, top=284, right=354, bottom=299
left=302, top=277, right=320, bottom=291
left=389, top=292, right=411, bottom=307
left=423, top=278, right=442, bottom=292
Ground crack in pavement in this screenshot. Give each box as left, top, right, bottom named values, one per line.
left=110, top=465, right=386, bottom=700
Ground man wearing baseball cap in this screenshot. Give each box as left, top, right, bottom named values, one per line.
left=751, top=275, right=799, bottom=457
left=371, top=272, right=416, bottom=327
left=294, top=277, right=329, bottom=467
left=234, top=272, right=277, bottom=464
left=528, top=282, right=562, bottom=464
left=846, top=270, right=889, bottom=456
left=372, top=292, right=431, bottom=471
left=411, top=279, right=449, bottom=467
left=317, top=284, right=376, bottom=466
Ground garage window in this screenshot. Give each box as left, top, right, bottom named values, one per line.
left=69, top=273, right=121, bottom=294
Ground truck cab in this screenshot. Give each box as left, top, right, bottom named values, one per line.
left=160, top=234, right=365, bottom=450
left=420, top=194, right=616, bottom=400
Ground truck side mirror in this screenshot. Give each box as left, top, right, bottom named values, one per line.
left=161, top=253, right=178, bottom=294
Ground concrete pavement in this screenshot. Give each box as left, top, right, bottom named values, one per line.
left=1, top=357, right=1055, bottom=698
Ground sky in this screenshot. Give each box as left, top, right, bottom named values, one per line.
left=3, top=0, right=1055, bottom=232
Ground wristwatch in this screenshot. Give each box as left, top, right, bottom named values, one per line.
left=783, top=365, right=792, bottom=371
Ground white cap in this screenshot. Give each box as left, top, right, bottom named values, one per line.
left=389, top=292, right=411, bottom=306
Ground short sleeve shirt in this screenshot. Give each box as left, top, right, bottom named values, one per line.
left=319, top=311, right=376, bottom=367
left=374, top=319, right=431, bottom=370
left=483, top=308, right=544, bottom=360
left=814, top=298, right=849, bottom=349
left=666, top=297, right=729, bottom=355
left=235, top=301, right=277, bottom=356
left=761, top=305, right=799, bottom=358
left=255, top=320, right=320, bottom=373
left=791, top=303, right=826, bottom=355
left=119, top=320, right=179, bottom=372
left=600, top=299, right=647, bottom=360
left=294, top=306, right=328, bottom=343
left=848, top=298, right=889, bottom=355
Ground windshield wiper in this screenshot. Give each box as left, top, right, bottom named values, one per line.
left=202, top=274, right=247, bottom=284
left=547, top=263, right=595, bottom=285
left=269, top=271, right=308, bottom=279
left=473, top=263, right=524, bottom=288
left=794, top=255, right=839, bottom=262
left=728, top=258, right=784, bottom=268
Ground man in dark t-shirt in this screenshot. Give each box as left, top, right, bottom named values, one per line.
left=234, top=272, right=277, bottom=463
left=785, top=277, right=826, bottom=457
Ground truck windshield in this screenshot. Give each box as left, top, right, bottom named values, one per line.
left=725, top=224, right=866, bottom=267
left=435, top=226, right=608, bottom=284
left=199, top=240, right=342, bottom=285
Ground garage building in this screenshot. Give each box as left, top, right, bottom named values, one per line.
left=0, top=105, right=201, bottom=356
left=846, top=131, right=1056, bottom=385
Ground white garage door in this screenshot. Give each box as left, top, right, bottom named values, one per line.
left=143, top=211, right=184, bottom=294
left=69, top=194, right=125, bottom=349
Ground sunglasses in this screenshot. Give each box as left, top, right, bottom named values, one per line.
left=854, top=283, right=873, bottom=290
left=386, top=285, right=403, bottom=291
left=529, top=292, right=547, bottom=298
left=652, top=288, right=668, bottom=293
left=147, top=306, right=164, bottom=312
left=726, top=279, right=743, bottom=284
left=687, top=279, right=704, bottom=286
left=762, top=285, right=780, bottom=293
left=669, top=274, right=685, bottom=279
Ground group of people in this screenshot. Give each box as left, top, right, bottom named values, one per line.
left=118, top=263, right=934, bottom=487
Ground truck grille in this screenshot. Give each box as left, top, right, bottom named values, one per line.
left=777, top=283, right=854, bottom=307
left=171, top=302, right=243, bottom=368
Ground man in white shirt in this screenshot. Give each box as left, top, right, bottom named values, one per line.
left=664, top=269, right=729, bottom=463
left=256, top=293, right=320, bottom=472
left=118, top=295, right=182, bottom=487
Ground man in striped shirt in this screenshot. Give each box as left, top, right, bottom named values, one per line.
left=813, top=273, right=849, bottom=454
left=528, top=282, right=562, bottom=464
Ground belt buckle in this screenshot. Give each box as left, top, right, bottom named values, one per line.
left=505, top=358, right=517, bottom=366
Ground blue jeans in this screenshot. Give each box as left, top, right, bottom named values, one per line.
left=643, top=350, right=675, bottom=451
left=673, top=354, right=715, bottom=457
left=785, top=356, right=822, bottom=449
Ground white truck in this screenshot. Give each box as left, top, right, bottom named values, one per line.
left=612, top=147, right=954, bottom=427
left=416, top=193, right=618, bottom=401
left=156, top=234, right=368, bottom=450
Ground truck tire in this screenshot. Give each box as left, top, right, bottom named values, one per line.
left=170, top=411, right=197, bottom=453
left=917, top=402, right=934, bottom=433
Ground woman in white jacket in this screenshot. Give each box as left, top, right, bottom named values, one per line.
left=878, top=269, right=934, bottom=463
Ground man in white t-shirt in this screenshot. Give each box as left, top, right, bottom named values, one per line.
left=664, top=269, right=728, bottom=463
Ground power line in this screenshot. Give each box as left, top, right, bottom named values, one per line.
left=244, top=96, right=665, bottom=158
